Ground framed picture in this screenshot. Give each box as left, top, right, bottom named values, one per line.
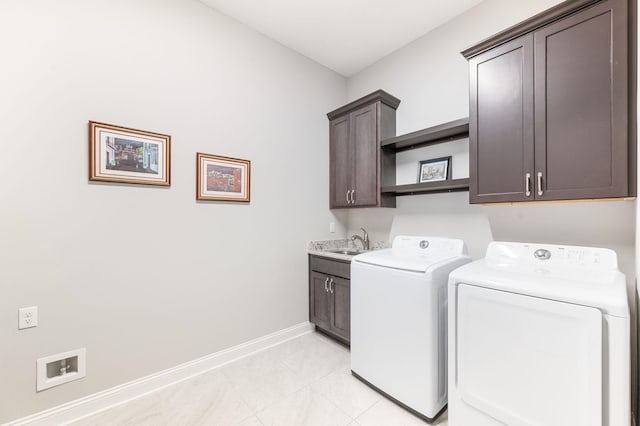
left=418, top=156, right=451, bottom=183
left=196, top=153, right=251, bottom=202
left=89, top=121, right=171, bottom=186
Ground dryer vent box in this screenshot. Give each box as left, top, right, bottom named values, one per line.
left=37, top=348, right=86, bottom=391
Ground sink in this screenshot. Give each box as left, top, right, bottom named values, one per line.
left=326, top=248, right=363, bottom=256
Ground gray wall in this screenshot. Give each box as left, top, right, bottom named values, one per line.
left=0, top=0, right=347, bottom=421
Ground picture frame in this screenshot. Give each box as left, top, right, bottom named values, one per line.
left=418, top=156, right=451, bottom=183
left=196, top=153, right=251, bottom=202
left=89, top=121, right=171, bottom=186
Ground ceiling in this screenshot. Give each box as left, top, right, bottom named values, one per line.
left=198, top=0, right=484, bottom=77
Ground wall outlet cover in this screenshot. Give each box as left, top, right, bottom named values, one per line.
left=18, top=306, right=38, bottom=329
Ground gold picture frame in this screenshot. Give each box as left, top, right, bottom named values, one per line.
left=89, top=121, right=171, bottom=186
left=196, top=153, right=251, bottom=202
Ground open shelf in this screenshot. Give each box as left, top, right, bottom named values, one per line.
left=381, top=118, right=469, bottom=151
left=381, top=178, right=470, bottom=196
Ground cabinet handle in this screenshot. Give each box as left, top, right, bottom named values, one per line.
left=324, top=277, right=329, bottom=293
left=537, top=172, right=543, bottom=196
left=351, top=190, right=356, bottom=204
left=329, top=278, right=334, bottom=294
left=525, top=173, right=531, bottom=197
left=346, top=190, right=350, bottom=204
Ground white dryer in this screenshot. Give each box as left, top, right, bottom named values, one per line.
left=448, top=241, right=630, bottom=426
left=351, top=236, right=471, bottom=422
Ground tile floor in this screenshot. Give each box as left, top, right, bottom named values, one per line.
left=72, top=331, right=448, bottom=426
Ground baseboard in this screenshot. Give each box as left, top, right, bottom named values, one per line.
left=5, top=322, right=314, bottom=426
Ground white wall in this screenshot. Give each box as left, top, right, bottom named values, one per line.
left=0, top=0, right=347, bottom=421
left=346, top=0, right=637, bottom=415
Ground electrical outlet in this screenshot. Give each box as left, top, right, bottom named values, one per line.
left=18, top=306, right=38, bottom=329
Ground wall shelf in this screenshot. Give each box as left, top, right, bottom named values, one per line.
left=381, top=118, right=469, bottom=152
left=381, top=178, right=470, bottom=196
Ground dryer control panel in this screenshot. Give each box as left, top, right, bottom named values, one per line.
left=486, top=242, right=618, bottom=270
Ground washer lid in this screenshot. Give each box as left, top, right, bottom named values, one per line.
left=449, top=241, right=629, bottom=318
left=353, top=236, right=468, bottom=272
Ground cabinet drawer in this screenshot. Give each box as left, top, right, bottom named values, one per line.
left=309, top=255, right=350, bottom=279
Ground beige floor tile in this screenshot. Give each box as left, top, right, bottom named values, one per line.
left=220, top=349, right=284, bottom=388
left=256, top=387, right=352, bottom=426
left=237, top=415, right=265, bottom=426
left=311, top=371, right=382, bottom=418
left=160, top=370, right=253, bottom=425
left=280, top=335, right=350, bottom=385
left=231, top=362, right=308, bottom=412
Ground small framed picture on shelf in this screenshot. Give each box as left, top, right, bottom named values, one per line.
left=89, top=121, right=171, bottom=186
left=196, top=153, right=251, bottom=202
left=418, top=156, right=451, bottom=183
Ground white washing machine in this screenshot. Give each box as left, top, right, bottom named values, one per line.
left=351, top=235, right=471, bottom=422
left=448, top=241, right=630, bottom=426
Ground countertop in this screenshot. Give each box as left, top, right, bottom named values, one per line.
left=307, top=239, right=389, bottom=262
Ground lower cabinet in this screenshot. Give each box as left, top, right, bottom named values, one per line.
left=309, top=255, right=350, bottom=344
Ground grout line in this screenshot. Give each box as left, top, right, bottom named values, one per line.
left=314, top=389, right=356, bottom=424
left=353, top=398, right=383, bottom=424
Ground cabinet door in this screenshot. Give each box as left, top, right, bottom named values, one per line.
left=309, top=272, right=331, bottom=330
left=351, top=104, right=379, bottom=206
left=329, top=115, right=352, bottom=208
left=469, top=35, right=534, bottom=203
left=534, top=0, right=628, bottom=200
left=329, top=276, right=350, bottom=342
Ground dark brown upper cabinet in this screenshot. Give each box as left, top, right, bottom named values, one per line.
left=327, top=90, right=400, bottom=208
left=468, top=35, right=534, bottom=203
left=464, top=0, right=634, bottom=204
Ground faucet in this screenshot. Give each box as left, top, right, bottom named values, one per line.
left=351, top=228, right=369, bottom=251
